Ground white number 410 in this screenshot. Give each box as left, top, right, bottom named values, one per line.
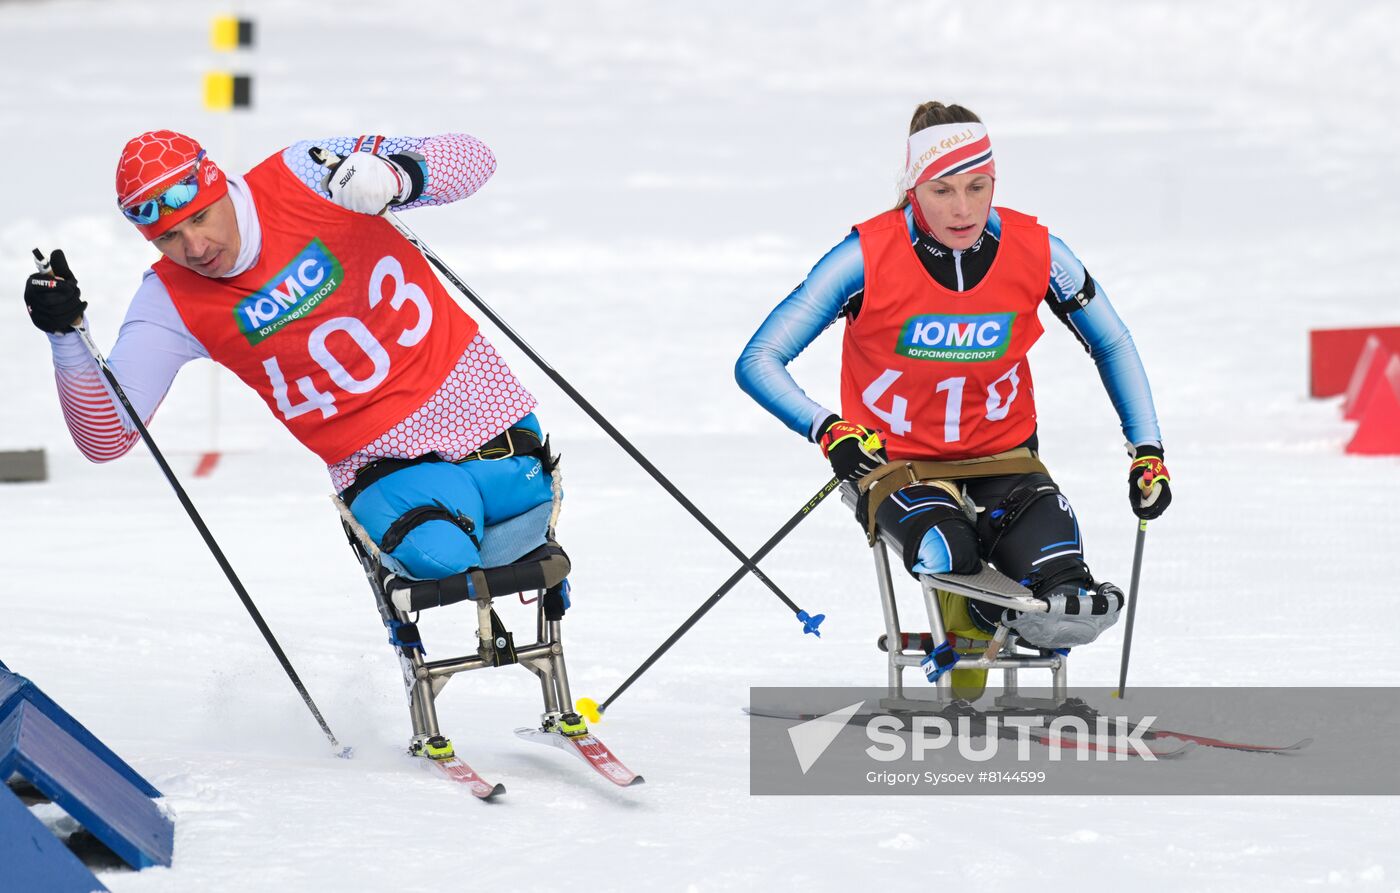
left=862, top=364, right=1021, bottom=443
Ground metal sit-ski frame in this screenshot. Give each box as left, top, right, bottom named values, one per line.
left=333, top=495, right=577, bottom=757
left=840, top=483, right=1069, bottom=712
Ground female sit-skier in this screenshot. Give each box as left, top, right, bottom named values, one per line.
left=736, top=101, right=1171, bottom=682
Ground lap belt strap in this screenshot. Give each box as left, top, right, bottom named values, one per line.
left=460, top=426, right=552, bottom=468
left=339, top=425, right=552, bottom=507
left=380, top=502, right=479, bottom=554
left=856, top=448, right=1050, bottom=545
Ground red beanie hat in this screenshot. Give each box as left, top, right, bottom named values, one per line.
left=115, top=130, right=228, bottom=240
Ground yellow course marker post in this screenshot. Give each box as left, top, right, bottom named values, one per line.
left=203, top=72, right=234, bottom=112
left=210, top=15, right=239, bottom=51
left=203, top=72, right=251, bottom=112
left=207, top=16, right=254, bottom=112
left=211, top=16, right=254, bottom=51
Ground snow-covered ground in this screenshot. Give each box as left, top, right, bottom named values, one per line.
left=2, top=1, right=1399, bottom=889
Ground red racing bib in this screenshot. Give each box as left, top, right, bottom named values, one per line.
left=157, top=155, right=479, bottom=464
left=839, top=206, right=1050, bottom=460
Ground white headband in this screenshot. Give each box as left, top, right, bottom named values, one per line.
left=901, top=122, right=996, bottom=191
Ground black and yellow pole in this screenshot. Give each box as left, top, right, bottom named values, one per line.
left=202, top=72, right=252, bottom=112
left=210, top=15, right=254, bottom=51
left=199, top=14, right=256, bottom=476
left=204, top=15, right=254, bottom=111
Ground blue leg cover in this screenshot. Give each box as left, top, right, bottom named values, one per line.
left=347, top=414, right=556, bottom=580
left=457, top=416, right=554, bottom=525
left=350, top=462, right=486, bottom=579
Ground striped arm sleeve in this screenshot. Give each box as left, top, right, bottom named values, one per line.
left=52, top=360, right=142, bottom=462
left=47, top=273, right=206, bottom=462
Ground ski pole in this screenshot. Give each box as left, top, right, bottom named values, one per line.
left=386, top=212, right=816, bottom=626
left=577, top=476, right=840, bottom=722
left=1114, top=518, right=1149, bottom=698
left=305, top=151, right=819, bottom=635
left=34, top=250, right=350, bottom=758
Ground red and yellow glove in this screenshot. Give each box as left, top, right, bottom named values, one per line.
left=817, top=416, right=886, bottom=483
left=1128, top=444, right=1172, bottom=520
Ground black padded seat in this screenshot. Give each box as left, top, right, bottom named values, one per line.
left=381, top=542, right=570, bottom=613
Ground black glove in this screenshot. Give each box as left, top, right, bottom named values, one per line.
left=24, top=249, right=86, bottom=334
left=1127, top=444, right=1172, bottom=520
left=817, top=415, right=887, bottom=483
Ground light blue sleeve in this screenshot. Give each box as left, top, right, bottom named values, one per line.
left=1045, top=233, right=1162, bottom=448
left=735, top=231, right=866, bottom=440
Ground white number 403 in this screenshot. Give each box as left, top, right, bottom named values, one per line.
left=862, top=364, right=1021, bottom=443
left=262, top=255, right=432, bottom=420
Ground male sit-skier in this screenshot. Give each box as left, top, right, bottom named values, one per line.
left=21, top=130, right=584, bottom=767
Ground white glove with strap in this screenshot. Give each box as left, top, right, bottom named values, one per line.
left=319, top=151, right=419, bottom=215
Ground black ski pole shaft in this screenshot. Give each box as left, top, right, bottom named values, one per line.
left=308, top=147, right=808, bottom=625
left=383, top=211, right=808, bottom=619
left=37, top=250, right=347, bottom=754
left=1115, top=519, right=1149, bottom=698
left=582, top=476, right=840, bottom=720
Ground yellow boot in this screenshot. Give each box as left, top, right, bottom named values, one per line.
left=937, top=589, right=990, bottom=702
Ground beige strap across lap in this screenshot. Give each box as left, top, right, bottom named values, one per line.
left=856, top=447, right=1050, bottom=545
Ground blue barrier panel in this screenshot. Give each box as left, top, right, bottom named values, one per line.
left=0, top=701, right=174, bottom=870
left=0, top=784, right=109, bottom=892
left=0, top=665, right=160, bottom=798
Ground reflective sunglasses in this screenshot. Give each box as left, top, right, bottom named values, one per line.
left=120, top=151, right=206, bottom=225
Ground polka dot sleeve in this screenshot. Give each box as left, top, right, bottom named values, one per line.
left=280, top=133, right=496, bottom=209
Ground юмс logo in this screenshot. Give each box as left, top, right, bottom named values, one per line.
left=236, top=238, right=344, bottom=345
left=897, top=312, right=1013, bottom=362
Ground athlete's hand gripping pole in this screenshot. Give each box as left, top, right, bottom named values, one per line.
left=817, top=416, right=886, bottom=484
left=306, top=147, right=823, bottom=639
left=576, top=476, right=840, bottom=723
left=32, top=250, right=351, bottom=758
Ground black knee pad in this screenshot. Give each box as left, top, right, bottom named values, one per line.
left=875, top=482, right=980, bottom=577
left=1025, top=555, right=1093, bottom=598
left=982, top=473, right=1061, bottom=536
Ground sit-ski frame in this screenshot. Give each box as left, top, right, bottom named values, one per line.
left=334, top=496, right=577, bottom=755
left=840, top=484, right=1069, bottom=713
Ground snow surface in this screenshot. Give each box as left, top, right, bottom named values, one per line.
left=2, top=1, right=1399, bottom=890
